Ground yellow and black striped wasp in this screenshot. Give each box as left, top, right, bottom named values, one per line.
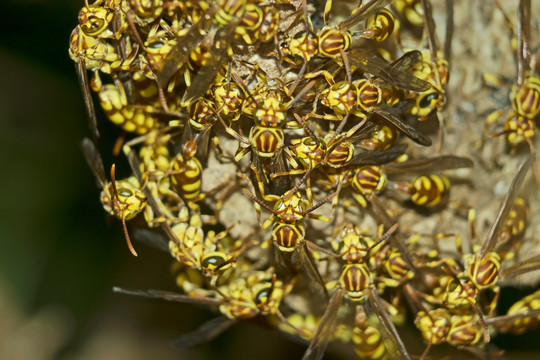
left=81, top=137, right=147, bottom=256
left=307, top=49, right=433, bottom=148
left=482, top=0, right=539, bottom=168
left=70, top=0, right=140, bottom=139
left=282, top=0, right=397, bottom=81
left=343, top=154, right=473, bottom=209
left=404, top=283, right=486, bottom=360
left=156, top=0, right=251, bottom=105
left=412, top=155, right=536, bottom=349
left=406, top=0, right=453, bottom=152
left=301, top=223, right=412, bottom=360
left=487, top=287, right=540, bottom=335
left=112, top=266, right=294, bottom=343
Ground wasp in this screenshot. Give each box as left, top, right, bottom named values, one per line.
left=90, top=71, right=161, bottom=134
left=235, top=3, right=279, bottom=45
left=282, top=0, right=396, bottom=81
left=406, top=0, right=453, bottom=152
left=414, top=305, right=484, bottom=359
left=359, top=125, right=400, bottom=151
left=69, top=0, right=138, bottom=138
left=278, top=313, right=321, bottom=341
left=331, top=222, right=411, bottom=291
left=122, top=0, right=165, bottom=26
left=402, top=281, right=491, bottom=359
left=309, top=50, right=432, bottom=147
left=393, top=0, right=424, bottom=27
left=241, top=163, right=340, bottom=302
left=81, top=138, right=147, bottom=257
left=459, top=156, right=534, bottom=303
left=169, top=206, right=255, bottom=285
left=157, top=0, right=248, bottom=105
left=413, top=156, right=535, bottom=345
left=302, top=223, right=412, bottom=360
left=487, top=288, right=540, bottom=335
left=268, top=112, right=368, bottom=204
left=349, top=154, right=473, bottom=208
left=243, top=166, right=338, bottom=253
left=352, top=310, right=391, bottom=360
left=482, top=0, right=539, bottom=162
left=217, top=70, right=315, bottom=170
left=120, top=129, right=187, bottom=226
left=113, top=268, right=294, bottom=341
left=169, top=137, right=205, bottom=205
left=489, top=194, right=531, bottom=261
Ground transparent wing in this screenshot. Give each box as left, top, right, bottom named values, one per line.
left=480, top=155, right=534, bottom=257
left=368, top=193, right=420, bottom=280
left=302, top=289, right=345, bottom=360
left=173, top=316, right=237, bottom=348
left=339, top=0, right=393, bottom=30
left=366, top=288, right=411, bottom=360
left=372, top=104, right=432, bottom=146
left=158, top=9, right=217, bottom=88
left=517, top=0, right=531, bottom=84
left=181, top=25, right=236, bottom=105
left=132, top=228, right=170, bottom=252
left=500, top=254, right=540, bottom=280
left=81, top=137, right=107, bottom=187
left=112, top=286, right=223, bottom=306
left=296, top=242, right=330, bottom=309
left=382, top=155, right=474, bottom=173
left=347, top=143, right=408, bottom=167
left=390, top=50, right=424, bottom=73
left=349, top=49, right=432, bottom=92
left=76, top=61, right=99, bottom=139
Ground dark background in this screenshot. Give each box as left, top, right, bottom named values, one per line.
left=0, top=1, right=539, bottom=359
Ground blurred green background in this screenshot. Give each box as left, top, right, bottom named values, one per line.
left=0, top=1, right=539, bottom=359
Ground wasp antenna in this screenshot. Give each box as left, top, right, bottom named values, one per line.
left=293, top=113, right=318, bottom=141
left=340, top=48, right=352, bottom=84
left=365, top=223, right=399, bottom=259
left=284, top=168, right=312, bottom=200
left=226, top=61, right=233, bottom=92
left=125, top=11, right=147, bottom=53
left=419, top=342, right=432, bottom=360
left=242, top=188, right=275, bottom=213
left=232, top=72, right=258, bottom=107
left=157, top=86, right=170, bottom=113
left=288, top=77, right=316, bottom=109
left=110, top=164, right=120, bottom=201
left=307, top=190, right=337, bottom=214
left=301, top=0, right=311, bottom=32
left=122, top=216, right=138, bottom=257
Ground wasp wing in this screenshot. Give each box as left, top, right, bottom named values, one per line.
left=372, top=104, right=432, bottom=146
left=382, top=155, right=473, bottom=173
left=81, top=137, right=107, bottom=187
left=480, top=155, right=534, bottom=257
left=76, top=61, right=99, bottom=139
left=349, top=50, right=431, bottom=92
left=302, top=290, right=346, bottom=360
left=366, top=288, right=411, bottom=360
left=112, top=286, right=223, bottom=306
left=173, top=316, right=237, bottom=348
left=339, top=0, right=393, bottom=31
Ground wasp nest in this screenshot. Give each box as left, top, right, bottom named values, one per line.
left=70, top=0, right=540, bottom=358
